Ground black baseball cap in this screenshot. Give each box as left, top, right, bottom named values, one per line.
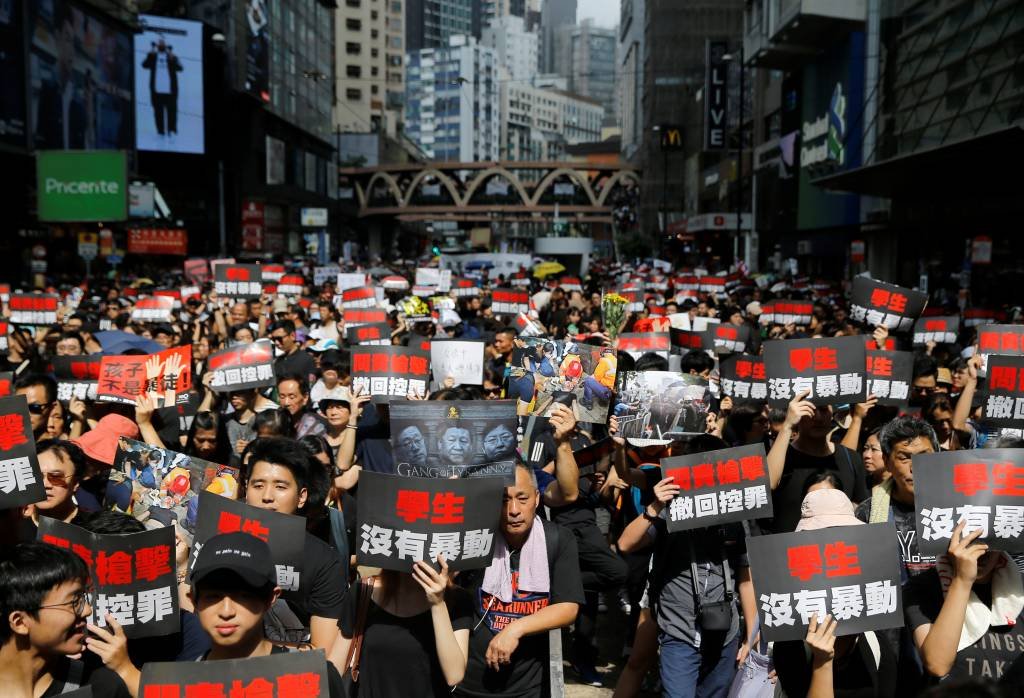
left=190, top=532, right=276, bottom=589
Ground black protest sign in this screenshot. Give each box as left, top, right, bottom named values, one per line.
left=617, top=333, right=671, bottom=359
left=574, top=438, right=616, bottom=477
left=389, top=400, right=516, bottom=483
left=914, top=449, right=1024, bottom=555
left=342, top=286, right=378, bottom=309
left=131, top=297, right=175, bottom=323
left=491, top=288, right=531, bottom=315
left=659, top=443, right=771, bottom=531
left=346, top=322, right=392, bottom=346
left=350, top=345, right=431, bottom=402
left=709, top=323, right=752, bottom=354
left=849, top=277, right=927, bottom=332
left=430, top=338, right=486, bottom=388
left=192, top=492, right=305, bottom=593
left=615, top=372, right=710, bottom=446
left=0, top=396, right=45, bottom=507
left=0, top=372, right=11, bottom=397
left=344, top=307, right=388, bottom=327
left=759, top=300, right=813, bottom=326
left=9, top=293, right=59, bottom=326
left=357, top=471, right=504, bottom=572
left=748, top=523, right=904, bottom=642
left=763, top=336, right=867, bottom=407
left=983, top=355, right=1024, bottom=427
left=670, top=328, right=709, bottom=353
left=977, top=324, right=1024, bottom=376
left=38, top=519, right=180, bottom=639
left=52, top=354, right=102, bottom=403
left=140, top=649, right=331, bottom=697
left=207, top=339, right=276, bottom=392
left=720, top=354, right=767, bottom=401
left=214, top=264, right=263, bottom=299
left=865, top=350, right=913, bottom=406
left=912, top=316, right=960, bottom=346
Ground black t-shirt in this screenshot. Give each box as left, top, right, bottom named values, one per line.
left=854, top=496, right=936, bottom=580
left=18, top=511, right=89, bottom=542
left=761, top=445, right=868, bottom=534
left=773, top=631, right=898, bottom=698
left=338, top=584, right=474, bottom=698
left=904, top=569, right=1024, bottom=682
left=42, top=657, right=131, bottom=698
left=129, top=610, right=211, bottom=664
left=282, top=532, right=346, bottom=626
left=458, top=519, right=585, bottom=697
left=274, top=348, right=316, bottom=383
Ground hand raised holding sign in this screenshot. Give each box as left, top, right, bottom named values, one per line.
left=549, top=402, right=577, bottom=444
left=948, top=521, right=990, bottom=585
left=86, top=613, right=138, bottom=687
left=784, top=390, right=816, bottom=428
left=805, top=613, right=837, bottom=666
left=872, top=325, right=889, bottom=351
left=412, top=554, right=450, bottom=606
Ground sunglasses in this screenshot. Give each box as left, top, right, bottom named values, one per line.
left=271, top=335, right=288, bottom=343
left=26, top=402, right=53, bottom=415
left=483, top=387, right=502, bottom=396
left=44, top=471, right=71, bottom=487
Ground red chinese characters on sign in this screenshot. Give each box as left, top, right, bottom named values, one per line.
left=733, top=359, right=766, bottom=380
left=978, top=330, right=1024, bottom=353
left=787, top=542, right=862, bottom=581
left=988, top=365, right=1024, bottom=392
left=142, top=673, right=321, bottom=698
left=128, top=229, right=189, bottom=256
left=0, top=413, right=28, bottom=450
left=866, top=355, right=893, bottom=377
left=395, top=490, right=466, bottom=524
left=789, top=347, right=838, bottom=373
left=952, top=461, right=1024, bottom=496
left=9, top=295, right=59, bottom=312
left=868, top=288, right=908, bottom=314
left=357, top=327, right=381, bottom=341
left=866, top=337, right=897, bottom=351
left=216, top=511, right=270, bottom=541
left=666, top=455, right=765, bottom=491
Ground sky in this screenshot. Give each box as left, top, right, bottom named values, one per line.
left=576, top=0, right=619, bottom=29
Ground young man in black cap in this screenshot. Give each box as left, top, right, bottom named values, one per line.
left=188, top=531, right=345, bottom=696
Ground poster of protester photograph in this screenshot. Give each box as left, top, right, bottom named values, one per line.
left=748, top=523, right=904, bottom=642
left=389, top=400, right=516, bottom=481
left=507, top=337, right=616, bottom=423
left=107, top=438, right=239, bottom=533
left=614, top=371, right=711, bottom=446
left=38, top=519, right=180, bottom=639
left=356, top=471, right=504, bottom=572
left=914, top=449, right=1024, bottom=555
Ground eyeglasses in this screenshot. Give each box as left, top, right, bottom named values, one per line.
left=36, top=589, right=90, bottom=617
left=270, top=335, right=288, bottom=343
left=44, top=471, right=71, bottom=488
left=26, top=402, right=53, bottom=415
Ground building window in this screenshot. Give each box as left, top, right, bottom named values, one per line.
left=347, top=65, right=362, bottom=78
left=346, top=18, right=361, bottom=30
left=371, top=66, right=379, bottom=76
left=371, top=48, right=379, bottom=58
left=372, top=85, right=379, bottom=94
left=371, top=29, right=379, bottom=39
left=346, top=42, right=361, bottom=55
left=347, top=88, right=362, bottom=100
left=345, top=0, right=360, bottom=6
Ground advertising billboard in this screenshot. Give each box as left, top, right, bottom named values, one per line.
left=134, top=14, right=204, bottom=154
left=37, top=150, right=127, bottom=222
left=244, top=0, right=270, bottom=102
left=28, top=0, right=132, bottom=151
left=0, top=0, right=26, bottom=147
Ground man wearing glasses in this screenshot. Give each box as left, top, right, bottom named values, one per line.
left=0, top=542, right=131, bottom=696
left=15, top=374, right=58, bottom=442
left=20, top=441, right=87, bottom=541
left=270, top=319, right=316, bottom=384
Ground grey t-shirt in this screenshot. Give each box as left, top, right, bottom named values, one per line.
left=648, top=522, right=748, bottom=648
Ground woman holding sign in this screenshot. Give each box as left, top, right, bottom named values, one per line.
left=327, top=557, right=474, bottom=697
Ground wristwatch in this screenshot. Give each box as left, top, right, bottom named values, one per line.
left=642, top=507, right=659, bottom=523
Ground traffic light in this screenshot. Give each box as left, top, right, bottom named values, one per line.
left=431, top=239, right=441, bottom=256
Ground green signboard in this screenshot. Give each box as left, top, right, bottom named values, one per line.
left=36, top=150, right=127, bottom=222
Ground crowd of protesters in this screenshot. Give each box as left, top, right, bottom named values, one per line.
left=0, top=254, right=1023, bottom=698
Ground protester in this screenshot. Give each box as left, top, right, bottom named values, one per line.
left=455, top=463, right=584, bottom=697
left=187, top=532, right=346, bottom=695
left=0, top=542, right=132, bottom=697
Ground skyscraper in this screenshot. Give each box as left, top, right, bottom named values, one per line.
left=406, top=0, right=476, bottom=52
left=539, top=0, right=576, bottom=74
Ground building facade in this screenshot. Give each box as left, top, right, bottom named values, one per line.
left=404, top=35, right=500, bottom=161
left=618, top=0, right=646, bottom=161
left=481, top=14, right=538, bottom=85
left=567, top=20, right=618, bottom=125
left=406, top=0, right=476, bottom=51
left=539, top=0, right=576, bottom=74
left=501, top=83, right=604, bottom=161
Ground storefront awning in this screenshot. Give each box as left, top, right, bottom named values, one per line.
left=811, top=126, right=1024, bottom=198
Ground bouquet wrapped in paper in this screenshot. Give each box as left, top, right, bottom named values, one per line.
left=602, top=292, right=629, bottom=341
